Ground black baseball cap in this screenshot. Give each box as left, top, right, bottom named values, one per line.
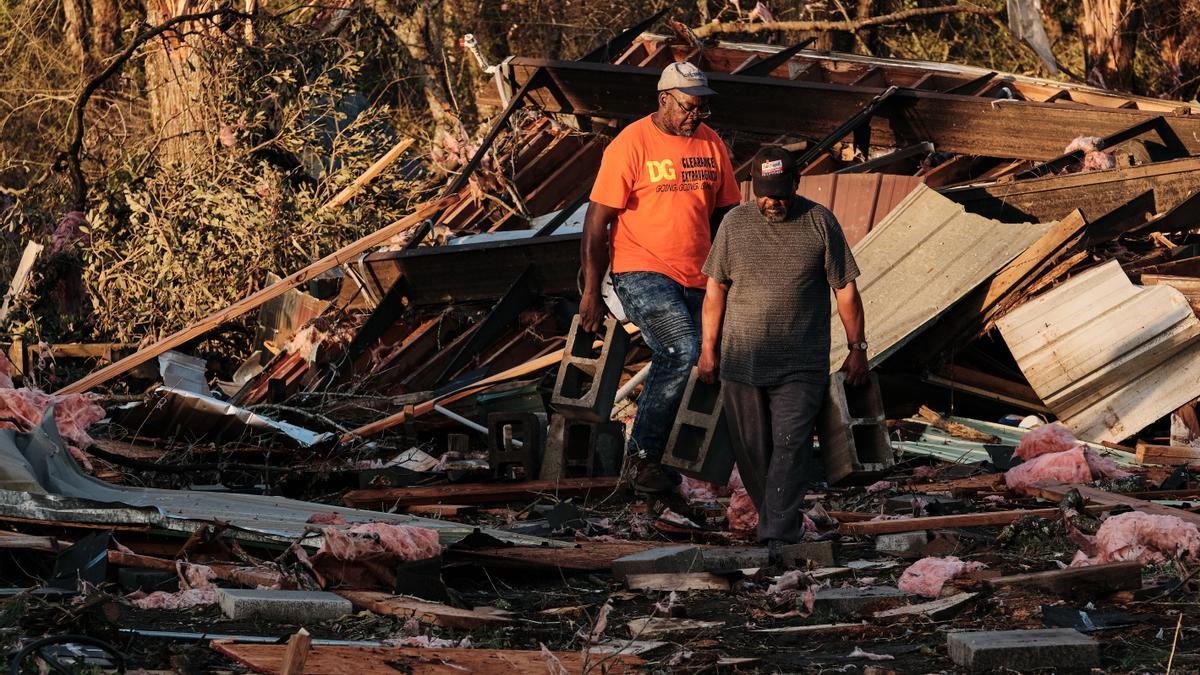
left=751, top=146, right=797, bottom=198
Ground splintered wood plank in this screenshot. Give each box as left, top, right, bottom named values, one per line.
left=985, top=561, right=1142, bottom=597
left=751, top=622, right=867, bottom=634
left=211, top=643, right=643, bottom=674
left=341, top=477, right=620, bottom=508
left=874, top=592, right=978, bottom=619
left=449, top=541, right=660, bottom=571
left=626, top=617, right=724, bottom=638
left=1026, top=482, right=1200, bottom=529
left=839, top=507, right=1095, bottom=535
left=1136, top=442, right=1200, bottom=466
left=625, top=572, right=730, bottom=592
left=337, top=591, right=514, bottom=629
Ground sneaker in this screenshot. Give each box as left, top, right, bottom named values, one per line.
left=630, top=458, right=676, bottom=494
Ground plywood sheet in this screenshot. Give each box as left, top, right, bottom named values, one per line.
left=828, top=184, right=1051, bottom=372
left=996, top=260, right=1200, bottom=442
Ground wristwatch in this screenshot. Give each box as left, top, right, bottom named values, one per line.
left=849, top=341, right=868, bottom=352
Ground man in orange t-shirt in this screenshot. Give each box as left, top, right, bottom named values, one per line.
left=580, top=61, right=741, bottom=493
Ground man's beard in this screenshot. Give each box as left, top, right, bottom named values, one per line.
left=760, top=203, right=788, bottom=222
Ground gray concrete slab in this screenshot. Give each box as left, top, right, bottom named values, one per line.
left=612, top=546, right=703, bottom=582
left=814, top=586, right=908, bottom=617
left=947, top=628, right=1098, bottom=672
left=216, top=588, right=352, bottom=622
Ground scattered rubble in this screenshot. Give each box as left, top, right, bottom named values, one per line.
left=4, top=21, right=1200, bottom=674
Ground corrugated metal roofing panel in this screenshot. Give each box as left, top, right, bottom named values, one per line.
left=798, top=173, right=922, bottom=246
left=828, top=184, right=1051, bottom=373
left=996, top=260, right=1200, bottom=442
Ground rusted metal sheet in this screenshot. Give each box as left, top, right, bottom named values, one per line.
left=997, top=260, right=1200, bottom=442
left=797, top=173, right=923, bottom=245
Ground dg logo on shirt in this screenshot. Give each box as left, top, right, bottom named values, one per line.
left=646, top=159, right=676, bottom=183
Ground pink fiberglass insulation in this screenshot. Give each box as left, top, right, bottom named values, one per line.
left=0, top=385, right=105, bottom=451
left=1005, top=446, right=1093, bottom=491
left=306, top=512, right=348, bottom=525
left=1015, top=423, right=1078, bottom=460
left=727, top=487, right=759, bottom=534
left=318, top=523, right=441, bottom=561
left=897, top=556, right=987, bottom=598
left=1082, top=447, right=1132, bottom=480
left=1072, top=511, right=1200, bottom=566
left=678, top=466, right=745, bottom=503
left=0, top=356, right=11, bottom=389
left=131, top=588, right=217, bottom=610
left=1063, top=136, right=1115, bottom=172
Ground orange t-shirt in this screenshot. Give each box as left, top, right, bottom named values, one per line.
left=590, top=116, right=741, bottom=289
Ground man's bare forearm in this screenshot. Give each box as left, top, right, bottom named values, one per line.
left=834, top=281, right=865, bottom=345
left=702, top=278, right=729, bottom=354
left=581, top=201, right=616, bottom=297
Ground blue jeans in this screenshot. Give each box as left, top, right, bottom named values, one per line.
left=611, top=271, right=705, bottom=461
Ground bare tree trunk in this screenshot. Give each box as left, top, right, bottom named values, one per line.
left=144, top=0, right=214, bottom=166
left=1080, top=0, right=1136, bottom=90
left=91, top=0, right=120, bottom=58
left=62, top=0, right=97, bottom=73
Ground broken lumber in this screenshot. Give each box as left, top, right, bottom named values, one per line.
left=916, top=406, right=1000, bottom=443
left=626, top=617, right=724, bottom=638
left=211, top=643, right=643, bottom=674
left=58, top=197, right=450, bottom=395
left=624, top=572, right=731, bottom=592
left=345, top=324, right=639, bottom=439
left=449, top=541, right=659, bottom=571
left=107, top=550, right=283, bottom=589
left=985, top=561, right=1142, bottom=597
left=319, top=138, right=414, bottom=212
left=280, top=629, right=311, bottom=675
left=0, top=241, right=43, bottom=326
left=839, top=505, right=1107, bottom=535
left=341, top=477, right=620, bottom=508
left=1135, top=442, right=1200, bottom=467
left=337, top=591, right=514, bottom=629
left=1026, top=482, right=1200, bottom=528
left=873, top=592, right=977, bottom=619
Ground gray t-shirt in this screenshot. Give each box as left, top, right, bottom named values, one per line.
left=702, top=198, right=860, bottom=386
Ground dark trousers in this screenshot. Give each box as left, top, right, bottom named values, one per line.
left=611, top=271, right=704, bottom=461
left=722, top=375, right=826, bottom=543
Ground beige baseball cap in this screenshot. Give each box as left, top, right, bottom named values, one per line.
left=657, top=61, right=717, bottom=96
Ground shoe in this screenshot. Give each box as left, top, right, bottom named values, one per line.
left=630, top=458, right=676, bottom=494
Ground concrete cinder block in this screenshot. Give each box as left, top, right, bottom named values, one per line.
left=947, top=628, right=1098, bottom=672
left=701, top=546, right=769, bottom=573
left=818, top=372, right=893, bottom=485
left=661, top=369, right=735, bottom=485
left=541, top=415, right=625, bottom=480
left=551, top=316, right=629, bottom=422
left=778, top=541, right=836, bottom=567
left=216, top=588, right=352, bottom=622
left=488, top=412, right=545, bottom=480
left=612, top=546, right=703, bottom=582
left=875, top=531, right=931, bottom=555
left=814, top=586, right=908, bottom=617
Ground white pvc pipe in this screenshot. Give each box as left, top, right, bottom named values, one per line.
left=613, top=363, right=652, bottom=407
left=433, top=404, right=522, bottom=448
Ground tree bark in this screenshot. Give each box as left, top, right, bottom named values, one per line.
left=62, top=0, right=97, bottom=73
left=1080, top=0, right=1136, bottom=90
left=91, top=0, right=120, bottom=58
left=144, top=0, right=214, bottom=167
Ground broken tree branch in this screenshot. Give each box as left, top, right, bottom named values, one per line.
left=63, top=7, right=253, bottom=212
left=692, top=4, right=998, bottom=38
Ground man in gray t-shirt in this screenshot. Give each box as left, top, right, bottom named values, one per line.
left=699, top=146, right=868, bottom=546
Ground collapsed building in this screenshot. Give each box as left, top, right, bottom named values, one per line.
left=4, top=18, right=1200, bottom=673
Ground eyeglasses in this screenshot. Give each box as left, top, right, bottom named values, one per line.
left=667, top=91, right=712, bottom=119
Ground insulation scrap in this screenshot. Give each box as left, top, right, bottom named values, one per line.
left=1015, top=422, right=1078, bottom=460
left=1071, top=511, right=1200, bottom=566
left=131, top=562, right=217, bottom=610
left=678, top=466, right=744, bottom=503
left=0, top=386, right=105, bottom=451
left=766, top=570, right=817, bottom=612
left=307, top=512, right=348, bottom=525
left=866, top=480, right=894, bottom=494
left=1004, top=446, right=1092, bottom=490
left=897, top=556, right=986, bottom=598
left=317, top=523, right=441, bottom=561
left=384, top=635, right=471, bottom=648
left=727, top=488, right=759, bottom=534
left=847, top=647, right=895, bottom=661
left=1064, top=136, right=1115, bottom=172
